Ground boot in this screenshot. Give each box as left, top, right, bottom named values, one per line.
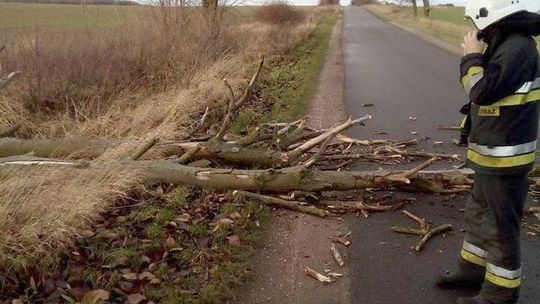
left=457, top=296, right=493, bottom=304
left=436, top=270, right=484, bottom=289
left=457, top=295, right=518, bottom=304
left=436, top=260, right=485, bottom=289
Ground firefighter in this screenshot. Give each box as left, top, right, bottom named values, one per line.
left=436, top=1, right=540, bottom=303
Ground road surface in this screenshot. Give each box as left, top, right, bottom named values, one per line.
left=342, top=7, right=540, bottom=304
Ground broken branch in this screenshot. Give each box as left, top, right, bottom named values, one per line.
left=402, top=210, right=429, bottom=233
left=287, top=115, right=372, bottom=162
left=0, top=71, right=21, bottom=91
left=414, top=224, right=453, bottom=251
left=132, top=138, right=159, bottom=161
left=184, top=107, right=209, bottom=139
left=390, top=226, right=424, bottom=236
left=305, top=267, right=333, bottom=284
left=234, top=190, right=327, bottom=218
left=178, top=145, right=202, bottom=165
left=384, top=158, right=438, bottom=184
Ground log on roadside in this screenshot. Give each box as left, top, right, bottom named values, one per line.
left=0, top=156, right=474, bottom=193
left=0, top=137, right=185, bottom=159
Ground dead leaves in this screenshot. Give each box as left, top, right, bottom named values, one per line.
left=126, top=293, right=147, bottom=304
left=0, top=188, right=263, bottom=303
left=81, top=289, right=110, bottom=304
left=227, top=235, right=242, bottom=246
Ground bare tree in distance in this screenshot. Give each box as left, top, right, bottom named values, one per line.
left=399, top=0, right=430, bottom=18
left=319, top=0, right=339, bottom=6
left=422, top=0, right=431, bottom=17
left=350, top=0, right=380, bottom=5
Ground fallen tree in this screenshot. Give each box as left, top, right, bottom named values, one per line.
left=0, top=156, right=474, bottom=193
left=0, top=58, right=483, bottom=261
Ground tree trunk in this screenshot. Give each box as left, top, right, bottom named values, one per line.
left=0, top=156, right=474, bottom=193
left=422, top=0, right=430, bottom=17
left=411, top=0, right=418, bottom=18
left=0, top=138, right=184, bottom=159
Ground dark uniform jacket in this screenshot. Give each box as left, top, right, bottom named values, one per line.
left=460, top=12, right=540, bottom=175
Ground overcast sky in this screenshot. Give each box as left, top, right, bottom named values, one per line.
left=244, top=0, right=467, bottom=6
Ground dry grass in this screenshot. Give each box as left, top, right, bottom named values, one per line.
left=1, top=6, right=323, bottom=140
left=0, top=6, right=332, bottom=259
left=0, top=165, right=140, bottom=258
left=365, top=4, right=470, bottom=48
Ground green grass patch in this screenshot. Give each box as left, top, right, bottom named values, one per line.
left=266, top=12, right=337, bottom=122
left=421, top=6, right=470, bottom=27
left=0, top=3, right=149, bottom=30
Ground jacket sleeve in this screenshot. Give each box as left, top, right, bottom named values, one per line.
left=460, top=48, right=534, bottom=106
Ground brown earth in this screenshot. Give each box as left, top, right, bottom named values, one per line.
left=237, top=13, right=351, bottom=304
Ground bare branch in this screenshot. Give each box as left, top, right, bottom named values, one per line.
left=234, top=190, right=327, bottom=218
left=414, top=224, right=453, bottom=252
left=0, top=71, right=21, bottom=91
left=132, top=137, right=159, bottom=161
left=384, top=157, right=438, bottom=184
left=287, top=115, right=372, bottom=162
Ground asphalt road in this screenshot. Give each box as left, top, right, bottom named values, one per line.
left=342, top=7, right=540, bottom=304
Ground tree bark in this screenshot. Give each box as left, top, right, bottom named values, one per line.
left=422, top=0, right=430, bottom=17
left=0, top=138, right=184, bottom=159
left=0, top=156, right=474, bottom=193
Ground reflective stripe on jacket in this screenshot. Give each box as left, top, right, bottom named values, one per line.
left=460, top=33, right=540, bottom=175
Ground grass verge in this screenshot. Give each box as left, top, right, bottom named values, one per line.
left=232, top=9, right=338, bottom=133
left=364, top=4, right=470, bottom=50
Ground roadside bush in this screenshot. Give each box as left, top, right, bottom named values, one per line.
left=255, top=1, right=305, bottom=25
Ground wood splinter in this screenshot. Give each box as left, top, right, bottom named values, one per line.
left=333, top=237, right=351, bottom=247
left=305, top=267, right=334, bottom=284
left=331, top=243, right=344, bottom=267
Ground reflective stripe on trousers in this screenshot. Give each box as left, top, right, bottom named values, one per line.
left=467, top=140, right=537, bottom=168
left=486, top=263, right=522, bottom=289
left=461, top=240, right=488, bottom=266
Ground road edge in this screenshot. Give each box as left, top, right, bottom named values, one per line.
left=236, top=10, right=351, bottom=304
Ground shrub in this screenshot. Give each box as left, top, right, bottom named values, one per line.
left=255, top=1, right=305, bottom=25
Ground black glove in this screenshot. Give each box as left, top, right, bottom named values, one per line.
left=460, top=103, right=471, bottom=115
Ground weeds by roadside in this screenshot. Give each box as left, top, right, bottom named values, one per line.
left=231, top=10, right=338, bottom=133
left=1, top=185, right=269, bottom=304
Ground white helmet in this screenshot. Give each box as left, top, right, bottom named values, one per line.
left=466, top=0, right=540, bottom=30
